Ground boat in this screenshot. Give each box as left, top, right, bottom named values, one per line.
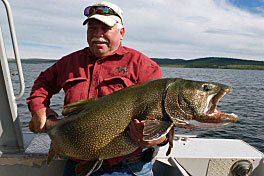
left=0, top=0, right=263, bottom=175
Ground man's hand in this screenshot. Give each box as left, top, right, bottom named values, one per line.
left=31, top=107, right=58, bottom=133
left=128, top=119, right=166, bottom=148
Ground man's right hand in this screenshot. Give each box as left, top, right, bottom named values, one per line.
left=31, top=107, right=58, bottom=133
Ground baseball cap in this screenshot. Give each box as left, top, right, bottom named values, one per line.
left=83, top=1, right=123, bottom=27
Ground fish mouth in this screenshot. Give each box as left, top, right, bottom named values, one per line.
left=188, top=88, right=238, bottom=128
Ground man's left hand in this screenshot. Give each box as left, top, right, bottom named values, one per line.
left=128, top=119, right=166, bottom=148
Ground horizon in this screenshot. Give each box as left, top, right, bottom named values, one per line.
left=8, top=56, right=264, bottom=62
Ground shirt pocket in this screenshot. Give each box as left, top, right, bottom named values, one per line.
left=62, top=77, right=88, bottom=105
left=98, top=76, right=135, bottom=97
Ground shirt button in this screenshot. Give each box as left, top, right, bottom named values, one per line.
left=97, top=60, right=102, bottom=64
left=94, top=78, right=98, bottom=81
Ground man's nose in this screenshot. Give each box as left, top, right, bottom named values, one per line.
left=93, top=28, right=104, bottom=37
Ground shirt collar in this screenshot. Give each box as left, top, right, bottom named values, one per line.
left=114, top=44, right=129, bottom=56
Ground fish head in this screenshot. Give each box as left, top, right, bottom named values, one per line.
left=164, top=78, right=238, bottom=129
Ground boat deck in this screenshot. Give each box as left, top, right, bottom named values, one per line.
left=0, top=133, right=65, bottom=176
left=1, top=133, right=263, bottom=176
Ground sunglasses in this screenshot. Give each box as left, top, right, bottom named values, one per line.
left=84, top=6, right=123, bottom=24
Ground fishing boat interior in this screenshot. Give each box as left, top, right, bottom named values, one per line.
left=0, top=0, right=263, bottom=175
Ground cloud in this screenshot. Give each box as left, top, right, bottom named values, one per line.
left=122, top=0, right=264, bottom=60
left=1, top=0, right=264, bottom=60
left=256, top=6, right=264, bottom=13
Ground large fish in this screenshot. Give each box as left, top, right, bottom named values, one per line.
left=29, top=78, right=238, bottom=176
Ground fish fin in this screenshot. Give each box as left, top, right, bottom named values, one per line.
left=47, top=143, right=58, bottom=165
left=62, top=99, right=97, bottom=116
left=166, top=126, right=175, bottom=156
left=143, top=120, right=174, bottom=141
left=76, top=159, right=103, bottom=176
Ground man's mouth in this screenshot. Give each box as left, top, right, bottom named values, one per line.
left=91, top=37, right=109, bottom=44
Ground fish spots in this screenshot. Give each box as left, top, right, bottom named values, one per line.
left=47, top=78, right=236, bottom=162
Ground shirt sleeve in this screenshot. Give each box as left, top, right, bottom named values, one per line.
left=137, top=54, right=162, bottom=83
left=26, top=63, right=61, bottom=114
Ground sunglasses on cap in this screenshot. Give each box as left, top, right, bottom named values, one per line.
left=84, top=6, right=123, bottom=24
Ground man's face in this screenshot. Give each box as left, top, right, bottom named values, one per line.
left=87, top=20, right=125, bottom=58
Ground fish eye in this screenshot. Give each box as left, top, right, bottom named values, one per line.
left=202, top=84, right=213, bottom=91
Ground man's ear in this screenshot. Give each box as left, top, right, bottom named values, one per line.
left=120, top=27, right=125, bottom=40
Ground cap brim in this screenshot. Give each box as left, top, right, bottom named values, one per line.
left=83, top=14, right=121, bottom=26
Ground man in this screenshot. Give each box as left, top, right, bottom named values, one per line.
left=27, top=1, right=167, bottom=175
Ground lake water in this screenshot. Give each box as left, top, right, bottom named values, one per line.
left=9, top=63, right=264, bottom=153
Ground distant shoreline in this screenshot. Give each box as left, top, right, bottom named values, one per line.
left=152, top=57, right=264, bottom=70
left=158, top=64, right=264, bottom=70
left=8, top=57, right=264, bottom=70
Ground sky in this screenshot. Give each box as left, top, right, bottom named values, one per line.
left=0, top=0, right=264, bottom=61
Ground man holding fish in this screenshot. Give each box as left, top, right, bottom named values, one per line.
left=27, top=1, right=166, bottom=175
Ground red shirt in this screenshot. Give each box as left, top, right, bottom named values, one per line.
left=26, top=45, right=162, bottom=165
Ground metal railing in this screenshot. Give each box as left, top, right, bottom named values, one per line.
left=1, top=0, right=24, bottom=100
